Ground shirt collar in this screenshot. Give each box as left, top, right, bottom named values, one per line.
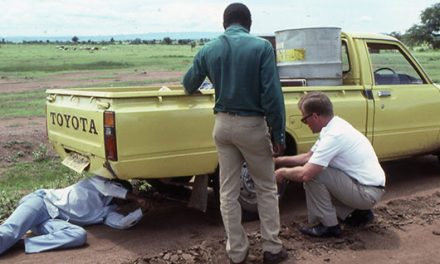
left=321, top=116, right=338, bottom=133
left=225, top=24, right=249, bottom=34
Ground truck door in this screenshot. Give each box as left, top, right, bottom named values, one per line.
left=367, top=41, right=440, bottom=159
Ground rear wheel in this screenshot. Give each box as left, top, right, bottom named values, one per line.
left=211, top=162, right=287, bottom=221
left=238, top=162, right=287, bottom=214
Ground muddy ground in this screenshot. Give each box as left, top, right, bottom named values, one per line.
left=0, top=72, right=439, bottom=264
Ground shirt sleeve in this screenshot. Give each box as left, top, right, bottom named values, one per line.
left=259, top=42, right=286, bottom=145
left=103, top=208, right=143, bottom=230
left=308, top=133, right=342, bottom=167
left=88, top=176, right=128, bottom=199
left=182, top=49, right=207, bottom=95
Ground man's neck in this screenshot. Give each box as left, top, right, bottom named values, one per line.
left=321, top=115, right=334, bottom=128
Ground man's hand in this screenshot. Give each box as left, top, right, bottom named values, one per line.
left=116, top=201, right=140, bottom=215
left=272, top=143, right=286, bottom=157
left=275, top=168, right=289, bottom=183
left=136, top=197, right=152, bottom=213
left=125, top=192, right=153, bottom=213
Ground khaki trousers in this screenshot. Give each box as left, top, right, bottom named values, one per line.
left=213, top=113, right=283, bottom=262
left=304, top=167, right=385, bottom=226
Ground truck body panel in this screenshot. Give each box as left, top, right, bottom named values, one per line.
left=46, top=31, right=440, bottom=181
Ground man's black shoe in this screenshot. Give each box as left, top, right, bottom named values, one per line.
left=229, top=249, right=249, bottom=264
left=263, top=247, right=288, bottom=264
left=299, top=223, right=342, bottom=238
left=344, top=209, right=374, bottom=227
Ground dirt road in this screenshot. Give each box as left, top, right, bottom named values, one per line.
left=0, top=73, right=439, bottom=263
left=1, top=154, right=439, bottom=264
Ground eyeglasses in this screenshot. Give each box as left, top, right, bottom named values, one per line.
left=301, top=113, right=313, bottom=124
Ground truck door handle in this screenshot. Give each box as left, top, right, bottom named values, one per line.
left=377, top=91, right=391, bottom=97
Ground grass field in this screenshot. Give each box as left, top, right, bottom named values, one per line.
left=0, top=43, right=438, bottom=81
left=411, top=50, right=440, bottom=82
left=0, top=89, right=46, bottom=118
left=0, top=43, right=197, bottom=78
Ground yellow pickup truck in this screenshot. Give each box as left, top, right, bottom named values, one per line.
left=46, top=30, right=440, bottom=214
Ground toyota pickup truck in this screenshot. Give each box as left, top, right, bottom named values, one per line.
left=46, top=31, right=440, bottom=213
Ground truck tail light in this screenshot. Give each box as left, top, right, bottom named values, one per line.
left=45, top=105, right=48, bottom=138
left=104, top=111, right=118, bottom=161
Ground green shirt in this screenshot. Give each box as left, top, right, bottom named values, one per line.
left=183, top=25, right=286, bottom=144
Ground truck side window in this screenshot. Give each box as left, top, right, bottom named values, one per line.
left=342, top=41, right=350, bottom=73
left=367, top=43, right=424, bottom=85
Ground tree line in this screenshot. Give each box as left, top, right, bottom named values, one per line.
left=389, top=2, right=440, bottom=49
left=0, top=36, right=211, bottom=46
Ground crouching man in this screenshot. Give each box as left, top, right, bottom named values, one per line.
left=275, top=92, right=386, bottom=237
left=0, top=175, right=149, bottom=255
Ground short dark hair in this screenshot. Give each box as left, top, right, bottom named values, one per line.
left=223, top=3, right=252, bottom=30
left=298, top=92, right=333, bottom=117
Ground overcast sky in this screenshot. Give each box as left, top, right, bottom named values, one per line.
left=1, top=0, right=439, bottom=37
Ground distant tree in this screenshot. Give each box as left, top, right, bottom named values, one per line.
left=388, top=31, right=402, bottom=41
left=178, top=39, right=191, bottom=45
left=131, top=38, right=142, bottom=45
left=72, top=36, right=79, bottom=44
left=163, top=37, right=172, bottom=45
left=110, top=37, right=115, bottom=44
left=403, top=3, right=440, bottom=49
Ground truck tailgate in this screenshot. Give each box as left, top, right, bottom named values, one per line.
left=46, top=93, right=106, bottom=172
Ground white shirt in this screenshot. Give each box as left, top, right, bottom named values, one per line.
left=309, top=116, right=386, bottom=186
left=43, top=176, right=143, bottom=229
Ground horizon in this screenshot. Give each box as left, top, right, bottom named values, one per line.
left=1, top=0, right=439, bottom=39
left=1, top=31, right=223, bottom=43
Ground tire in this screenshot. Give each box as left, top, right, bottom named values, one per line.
left=211, top=162, right=287, bottom=222
left=238, top=162, right=287, bottom=215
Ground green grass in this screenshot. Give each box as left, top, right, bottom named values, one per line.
left=0, top=158, right=84, bottom=221
left=412, top=51, right=440, bottom=83
left=0, top=44, right=196, bottom=79
left=0, top=89, right=46, bottom=118
left=368, top=48, right=440, bottom=83
left=77, top=77, right=181, bottom=88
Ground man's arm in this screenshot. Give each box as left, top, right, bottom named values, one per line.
left=89, top=176, right=149, bottom=210
left=275, top=162, right=323, bottom=183
left=259, top=42, right=286, bottom=156
left=182, top=51, right=207, bottom=95
left=274, top=151, right=313, bottom=168
left=104, top=208, right=143, bottom=230
left=125, top=192, right=149, bottom=211
left=89, top=176, right=128, bottom=199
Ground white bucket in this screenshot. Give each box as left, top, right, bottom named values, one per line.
left=275, top=27, right=342, bottom=86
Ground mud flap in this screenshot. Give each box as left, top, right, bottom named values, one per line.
left=188, top=174, right=209, bottom=212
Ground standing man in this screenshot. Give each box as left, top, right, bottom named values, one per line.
left=183, top=3, right=288, bottom=264
left=0, top=175, right=149, bottom=255
left=275, top=92, right=386, bottom=237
